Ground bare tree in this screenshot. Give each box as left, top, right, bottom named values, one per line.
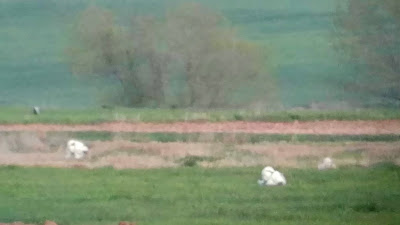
left=165, top=3, right=268, bottom=108
left=66, top=3, right=271, bottom=108
left=131, top=16, right=170, bottom=106
left=66, top=5, right=145, bottom=105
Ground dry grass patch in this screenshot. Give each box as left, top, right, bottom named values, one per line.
left=0, top=132, right=399, bottom=169
left=0, top=132, right=68, bottom=153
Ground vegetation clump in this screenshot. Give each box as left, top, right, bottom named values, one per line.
left=67, top=3, right=271, bottom=108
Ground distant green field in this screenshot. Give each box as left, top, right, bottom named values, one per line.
left=0, top=0, right=365, bottom=109
left=0, top=165, right=399, bottom=225
left=1, top=107, right=400, bottom=124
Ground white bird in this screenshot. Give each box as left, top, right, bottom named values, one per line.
left=66, top=139, right=89, bottom=159
left=259, top=166, right=287, bottom=186
left=318, top=157, right=336, bottom=170
left=261, top=166, right=275, bottom=181
left=33, top=106, right=40, bottom=115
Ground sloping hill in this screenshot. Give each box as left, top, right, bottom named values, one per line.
left=0, top=0, right=350, bottom=108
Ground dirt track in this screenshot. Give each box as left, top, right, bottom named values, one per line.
left=1, top=120, right=400, bottom=169
left=1, top=120, right=400, bottom=134
left=1, top=140, right=399, bottom=169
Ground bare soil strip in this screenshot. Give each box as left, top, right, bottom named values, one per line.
left=1, top=120, right=400, bottom=169
left=1, top=120, right=400, bottom=134
left=1, top=140, right=399, bottom=169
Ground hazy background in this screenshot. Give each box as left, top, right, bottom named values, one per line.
left=0, top=0, right=379, bottom=109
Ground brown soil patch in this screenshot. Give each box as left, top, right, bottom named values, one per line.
left=0, top=140, right=398, bottom=169
left=43, top=221, right=57, bottom=225
left=0, top=223, right=35, bottom=225
left=1, top=120, right=400, bottom=134
left=0, top=221, right=133, bottom=225
left=1, top=120, right=399, bottom=169
left=119, top=221, right=136, bottom=225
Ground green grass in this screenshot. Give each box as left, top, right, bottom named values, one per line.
left=0, top=0, right=375, bottom=108
left=1, top=107, right=400, bottom=124
left=0, top=165, right=399, bottom=225
left=43, top=131, right=400, bottom=143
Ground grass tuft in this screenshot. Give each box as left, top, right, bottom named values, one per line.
left=179, top=155, right=220, bottom=167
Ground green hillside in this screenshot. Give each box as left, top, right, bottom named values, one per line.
left=0, top=0, right=356, bottom=108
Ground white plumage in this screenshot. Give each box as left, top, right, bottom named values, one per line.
left=65, top=139, right=89, bottom=159
left=261, top=166, right=275, bottom=181
left=33, top=106, right=40, bottom=115
left=258, top=166, right=287, bottom=186
left=318, top=157, right=336, bottom=170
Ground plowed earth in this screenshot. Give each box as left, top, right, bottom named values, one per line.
left=1, top=120, right=400, bottom=134
left=1, top=120, right=400, bottom=169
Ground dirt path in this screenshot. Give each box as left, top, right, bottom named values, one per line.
left=1, top=121, right=400, bottom=169
left=1, top=120, right=400, bottom=134
left=1, top=141, right=399, bottom=169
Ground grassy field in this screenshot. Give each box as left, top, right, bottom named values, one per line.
left=0, top=165, right=399, bottom=225
left=43, top=131, right=400, bottom=143
left=0, top=0, right=362, bottom=108
left=0, top=3, right=398, bottom=222
left=1, top=107, right=400, bottom=124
